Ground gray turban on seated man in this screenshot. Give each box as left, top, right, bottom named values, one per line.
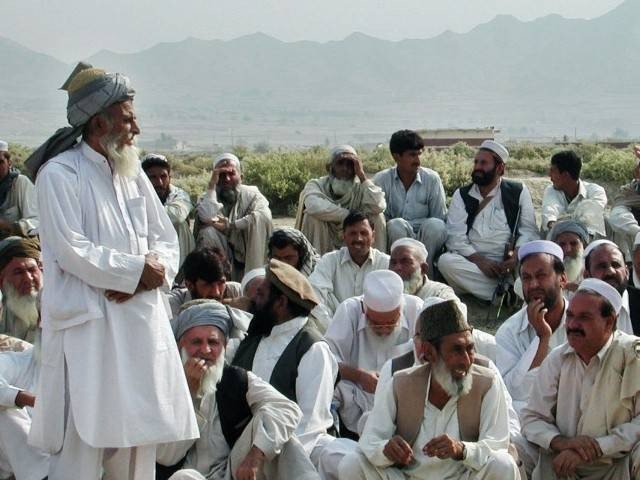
left=25, top=62, right=135, bottom=179
left=269, top=227, right=320, bottom=276
left=173, top=299, right=234, bottom=342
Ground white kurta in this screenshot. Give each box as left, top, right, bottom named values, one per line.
left=521, top=333, right=640, bottom=479
left=0, top=174, right=39, bottom=237
left=355, top=367, right=513, bottom=480
left=308, top=247, right=390, bottom=321
left=0, top=347, right=49, bottom=480
left=495, top=301, right=569, bottom=413
left=325, top=294, right=422, bottom=432
left=30, top=142, right=198, bottom=451
left=164, top=184, right=195, bottom=267
left=541, top=180, right=607, bottom=233
left=157, top=371, right=302, bottom=479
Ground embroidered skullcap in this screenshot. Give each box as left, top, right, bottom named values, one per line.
left=390, top=238, right=428, bottom=262
left=363, top=270, right=404, bottom=312
left=173, top=299, right=233, bottom=341
left=576, top=278, right=622, bottom=315
left=419, top=299, right=471, bottom=342
left=549, top=220, right=589, bottom=245
left=241, top=268, right=266, bottom=296
left=518, top=240, right=564, bottom=262
left=213, top=153, right=240, bottom=170
left=583, top=239, right=620, bottom=259
left=265, top=259, right=319, bottom=311
left=331, top=145, right=357, bottom=160
left=479, top=140, right=509, bottom=163
left=0, top=141, right=7, bottom=152
left=141, top=153, right=169, bottom=171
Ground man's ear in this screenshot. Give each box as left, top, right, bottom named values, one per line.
left=422, top=341, right=438, bottom=364
left=421, top=262, right=429, bottom=277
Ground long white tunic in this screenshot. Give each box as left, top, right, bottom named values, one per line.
left=495, top=301, right=568, bottom=412
left=246, top=316, right=338, bottom=454
left=0, top=347, right=38, bottom=409
left=359, top=368, right=512, bottom=479
left=30, top=142, right=198, bottom=450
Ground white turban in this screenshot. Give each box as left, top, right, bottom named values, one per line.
left=0, top=141, right=7, bottom=152
left=576, top=278, right=622, bottom=315
left=214, top=153, right=241, bottom=170
left=363, top=270, right=403, bottom=312
left=390, top=238, right=428, bottom=262
left=518, top=240, right=564, bottom=262
left=583, top=239, right=620, bottom=259
left=479, top=140, right=509, bottom=163
left=241, top=267, right=266, bottom=296
left=331, top=145, right=357, bottom=160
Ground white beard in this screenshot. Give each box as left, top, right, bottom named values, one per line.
left=330, top=177, right=354, bottom=197
left=181, top=347, right=226, bottom=397
left=432, top=356, right=473, bottom=398
left=3, top=281, right=39, bottom=331
left=100, top=133, right=140, bottom=178
left=403, top=269, right=424, bottom=295
left=564, top=255, right=584, bottom=284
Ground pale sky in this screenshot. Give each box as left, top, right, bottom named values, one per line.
left=1, top=0, right=626, bottom=62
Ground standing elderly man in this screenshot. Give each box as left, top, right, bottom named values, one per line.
left=158, top=300, right=319, bottom=480
left=0, top=141, right=38, bottom=238
left=142, top=153, right=195, bottom=267
left=374, top=130, right=447, bottom=271
left=542, top=150, right=607, bottom=237
left=24, top=62, right=198, bottom=479
left=495, top=240, right=569, bottom=413
left=583, top=239, right=637, bottom=335
left=308, top=211, right=389, bottom=325
left=267, top=227, right=320, bottom=277
left=296, top=145, right=387, bottom=254
left=339, top=299, right=518, bottom=480
left=325, top=270, right=424, bottom=436
left=233, top=259, right=355, bottom=480
left=439, top=140, right=539, bottom=302
left=0, top=237, right=41, bottom=344
left=521, top=278, right=640, bottom=479
left=196, top=153, right=273, bottom=280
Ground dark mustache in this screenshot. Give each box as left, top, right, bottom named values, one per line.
left=567, top=329, right=585, bottom=336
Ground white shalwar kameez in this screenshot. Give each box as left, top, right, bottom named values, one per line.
left=30, top=142, right=198, bottom=479
left=339, top=368, right=517, bottom=480
left=325, top=294, right=422, bottom=432
left=0, top=347, right=49, bottom=480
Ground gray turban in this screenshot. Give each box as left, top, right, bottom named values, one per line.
left=173, top=300, right=233, bottom=342
left=549, top=220, right=589, bottom=245
left=268, top=227, right=320, bottom=277
left=25, top=62, right=135, bottom=179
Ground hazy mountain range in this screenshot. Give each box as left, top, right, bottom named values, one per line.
left=2, top=0, right=640, bottom=148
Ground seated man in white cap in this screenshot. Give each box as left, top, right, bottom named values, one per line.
left=324, top=270, right=423, bottom=436
left=608, top=145, right=640, bottom=257
left=0, top=325, right=49, bottom=480
left=0, top=141, right=38, bottom=238
left=0, top=236, right=42, bottom=345
left=339, top=299, right=518, bottom=480
left=439, top=140, right=539, bottom=302
left=158, top=300, right=319, bottom=480
left=308, top=211, right=389, bottom=326
left=542, top=150, right=607, bottom=237
left=583, top=239, right=636, bottom=335
left=374, top=130, right=447, bottom=272
left=496, top=240, right=569, bottom=414
left=232, top=259, right=356, bottom=480
left=142, top=153, right=195, bottom=268
left=521, top=278, right=640, bottom=480
left=196, top=153, right=273, bottom=280
left=296, top=145, right=387, bottom=254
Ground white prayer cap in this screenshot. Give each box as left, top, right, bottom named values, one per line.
left=363, top=270, right=403, bottom=312
left=0, top=141, right=7, bottom=152
left=479, top=140, right=509, bottom=163
left=331, top=145, right=357, bottom=159
left=390, top=238, right=428, bottom=262
left=576, top=278, right=623, bottom=315
left=214, top=153, right=240, bottom=170
left=583, top=239, right=620, bottom=259
left=241, top=267, right=265, bottom=296
left=518, top=240, right=564, bottom=262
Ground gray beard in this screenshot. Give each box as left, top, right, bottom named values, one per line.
left=217, top=186, right=239, bottom=206
left=564, top=255, right=584, bottom=283
left=3, top=281, right=39, bottom=331
left=432, top=356, right=473, bottom=398
left=181, top=347, right=226, bottom=397
left=403, top=269, right=424, bottom=295
left=330, top=177, right=354, bottom=198
left=100, top=133, right=140, bottom=178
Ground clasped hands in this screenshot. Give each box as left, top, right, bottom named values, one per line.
left=550, top=435, right=603, bottom=477
left=384, top=434, right=465, bottom=467
left=105, top=253, right=165, bottom=303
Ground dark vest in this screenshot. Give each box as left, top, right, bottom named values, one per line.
left=232, top=324, right=324, bottom=402
left=627, top=286, right=640, bottom=335
left=216, top=365, right=252, bottom=449
left=459, top=179, right=523, bottom=235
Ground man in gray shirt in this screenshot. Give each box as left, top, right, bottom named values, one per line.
left=374, top=130, right=447, bottom=271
